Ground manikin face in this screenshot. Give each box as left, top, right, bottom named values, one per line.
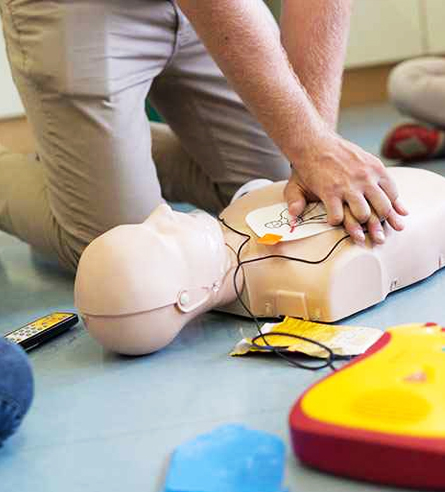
left=143, top=204, right=220, bottom=246
left=75, top=204, right=228, bottom=317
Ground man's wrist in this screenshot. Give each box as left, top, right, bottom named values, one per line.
left=283, top=114, right=334, bottom=164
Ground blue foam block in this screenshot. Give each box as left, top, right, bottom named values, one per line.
left=163, top=424, right=287, bottom=492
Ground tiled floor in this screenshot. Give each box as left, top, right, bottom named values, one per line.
left=1, top=104, right=445, bottom=492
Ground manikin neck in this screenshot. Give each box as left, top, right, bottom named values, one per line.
left=211, top=225, right=246, bottom=309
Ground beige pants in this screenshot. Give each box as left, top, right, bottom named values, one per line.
left=389, top=57, right=445, bottom=128
left=0, top=0, right=288, bottom=272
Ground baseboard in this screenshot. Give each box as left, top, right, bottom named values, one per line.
left=0, top=116, right=35, bottom=153
left=341, top=63, right=395, bottom=108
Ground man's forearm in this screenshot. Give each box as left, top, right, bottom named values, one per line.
left=176, top=0, right=328, bottom=162
left=281, top=0, right=352, bottom=130
left=177, top=0, right=406, bottom=244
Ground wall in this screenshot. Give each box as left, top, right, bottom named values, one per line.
left=0, top=27, right=23, bottom=118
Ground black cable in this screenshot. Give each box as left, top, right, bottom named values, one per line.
left=218, top=216, right=352, bottom=371
left=250, top=332, right=335, bottom=371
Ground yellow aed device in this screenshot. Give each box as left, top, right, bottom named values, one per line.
left=289, top=322, right=445, bottom=489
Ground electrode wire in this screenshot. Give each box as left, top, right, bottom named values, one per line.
left=218, top=216, right=352, bottom=371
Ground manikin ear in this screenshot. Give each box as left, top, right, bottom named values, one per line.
left=175, top=286, right=218, bottom=313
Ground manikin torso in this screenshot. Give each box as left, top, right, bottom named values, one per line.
left=75, top=167, right=445, bottom=355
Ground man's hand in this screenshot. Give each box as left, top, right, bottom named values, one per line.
left=284, top=133, right=409, bottom=245
left=176, top=0, right=408, bottom=244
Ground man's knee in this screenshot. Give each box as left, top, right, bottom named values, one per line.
left=53, top=226, right=98, bottom=273
left=219, top=152, right=290, bottom=208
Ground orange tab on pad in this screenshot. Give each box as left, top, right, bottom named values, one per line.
left=257, top=233, right=283, bottom=246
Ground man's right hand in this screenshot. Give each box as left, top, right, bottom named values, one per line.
left=284, top=132, right=409, bottom=245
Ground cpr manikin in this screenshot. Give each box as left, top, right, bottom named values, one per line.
left=75, top=167, right=445, bottom=355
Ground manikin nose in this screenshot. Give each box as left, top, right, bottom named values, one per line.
left=143, top=204, right=176, bottom=226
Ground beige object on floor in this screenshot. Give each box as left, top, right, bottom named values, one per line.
left=388, top=57, right=445, bottom=127
left=75, top=167, right=445, bottom=356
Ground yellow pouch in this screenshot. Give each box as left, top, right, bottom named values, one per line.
left=231, top=317, right=383, bottom=359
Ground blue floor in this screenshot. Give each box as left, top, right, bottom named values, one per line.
left=2, top=104, right=445, bottom=492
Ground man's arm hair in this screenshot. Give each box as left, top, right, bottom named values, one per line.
left=176, top=0, right=328, bottom=163
left=281, top=0, right=353, bottom=130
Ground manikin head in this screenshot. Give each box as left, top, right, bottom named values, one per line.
left=74, top=205, right=231, bottom=355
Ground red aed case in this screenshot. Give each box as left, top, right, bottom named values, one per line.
left=289, top=323, right=445, bottom=490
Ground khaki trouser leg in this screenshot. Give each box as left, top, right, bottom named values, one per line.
left=0, top=0, right=176, bottom=271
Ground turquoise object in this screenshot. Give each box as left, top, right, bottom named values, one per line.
left=146, top=100, right=163, bottom=123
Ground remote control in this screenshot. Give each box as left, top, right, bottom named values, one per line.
left=4, top=312, right=79, bottom=350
